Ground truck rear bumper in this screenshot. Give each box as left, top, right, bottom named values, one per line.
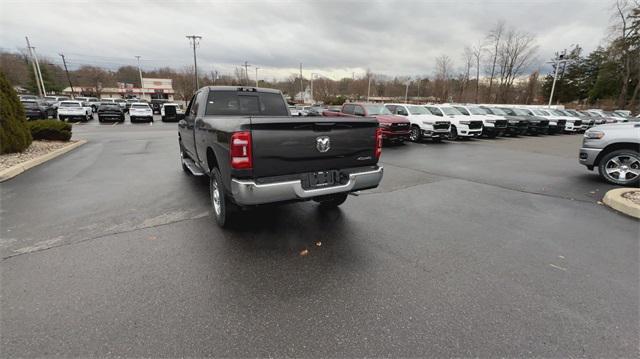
left=230, top=166, right=383, bottom=205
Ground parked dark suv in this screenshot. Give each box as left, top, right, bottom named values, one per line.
left=97, top=103, right=125, bottom=123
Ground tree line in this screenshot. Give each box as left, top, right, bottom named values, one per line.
left=1, top=0, right=637, bottom=111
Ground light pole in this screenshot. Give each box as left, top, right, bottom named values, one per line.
left=186, top=35, right=202, bottom=92
left=367, top=74, right=372, bottom=102
left=548, top=50, right=567, bottom=107
left=404, top=80, right=410, bottom=103
left=310, top=73, right=320, bottom=104
left=135, top=56, right=144, bottom=100
left=255, top=67, right=259, bottom=88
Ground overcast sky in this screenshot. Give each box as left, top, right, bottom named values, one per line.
left=1, top=0, right=614, bottom=80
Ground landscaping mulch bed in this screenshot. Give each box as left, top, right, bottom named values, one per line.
left=622, top=190, right=640, bottom=205
left=0, top=140, right=77, bottom=170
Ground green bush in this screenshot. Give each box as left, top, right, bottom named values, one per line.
left=0, top=71, right=32, bottom=154
left=27, top=120, right=72, bottom=141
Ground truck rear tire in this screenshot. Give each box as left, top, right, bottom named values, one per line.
left=210, top=167, right=234, bottom=227
left=315, top=193, right=348, bottom=208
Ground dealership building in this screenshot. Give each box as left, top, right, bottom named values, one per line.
left=62, top=78, right=174, bottom=101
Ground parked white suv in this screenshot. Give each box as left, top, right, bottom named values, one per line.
left=129, top=103, right=154, bottom=123
left=384, top=103, right=450, bottom=142
left=453, top=105, right=507, bottom=138
left=425, top=105, right=482, bottom=140
left=57, top=100, right=92, bottom=122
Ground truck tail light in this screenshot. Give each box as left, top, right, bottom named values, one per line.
left=375, top=128, right=382, bottom=160
left=230, top=131, right=252, bottom=169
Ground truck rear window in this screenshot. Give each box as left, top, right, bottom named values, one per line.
left=205, top=91, right=288, bottom=116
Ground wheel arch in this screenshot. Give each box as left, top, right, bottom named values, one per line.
left=206, top=146, right=219, bottom=171
left=594, top=142, right=640, bottom=166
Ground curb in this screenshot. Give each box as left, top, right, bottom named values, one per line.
left=0, top=140, right=87, bottom=182
left=603, top=188, right=640, bottom=219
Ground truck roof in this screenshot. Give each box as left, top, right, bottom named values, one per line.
left=205, top=86, right=282, bottom=94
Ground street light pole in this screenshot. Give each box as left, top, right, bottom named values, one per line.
left=135, top=56, right=144, bottom=100
left=405, top=80, right=410, bottom=103
left=254, top=67, right=259, bottom=88
left=25, top=37, right=42, bottom=97
left=548, top=50, right=567, bottom=107
left=186, top=35, right=202, bottom=92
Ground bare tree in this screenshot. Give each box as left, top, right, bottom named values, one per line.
left=435, top=55, right=454, bottom=101
left=495, top=28, right=538, bottom=102
left=460, top=46, right=474, bottom=101
left=485, top=20, right=505, bottom=102
left=611, top=0, right=639, bottom=108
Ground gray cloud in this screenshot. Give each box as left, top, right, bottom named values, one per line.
left=0, top=0, right=612, bottom=80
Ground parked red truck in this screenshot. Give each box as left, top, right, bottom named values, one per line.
left=323, top=103, right=411, bottom=143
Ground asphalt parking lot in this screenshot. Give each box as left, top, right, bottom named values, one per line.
left=1, top=118, right=638, bottom=357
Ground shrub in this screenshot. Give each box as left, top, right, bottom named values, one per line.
left=27, top=120, right=72, bottom=141
left=0, top=71, right=32, bottom=154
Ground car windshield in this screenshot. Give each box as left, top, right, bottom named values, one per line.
left=43, top=97, right=56, bottom=101
left=549, top=110, right=565, bottom=116
left=131, top=104, right=149, bottom=109
left=454, top=107, right=470, bottom=115
left=408, top=106, right=429, bottom=115
left=363, top=104, right=392, bottom=115
left=60, top=102, right=81, bottom=107
left=21, top=101, right=38, bottom=108
left=500, top=108, right=517, bottom=116
left=488, top=107, right=507, bottom=115
left=468, top=107, right=487, bottom=115
left=510, top=108, right=529, bottom=116
left=441, top=107, right=462, bottom=116
left=533, top=109, right=549, bottom=116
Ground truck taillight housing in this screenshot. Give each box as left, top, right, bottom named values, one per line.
left=375, top=128, right=382, bottom=160
left=230, top=131, right=252, bottom=169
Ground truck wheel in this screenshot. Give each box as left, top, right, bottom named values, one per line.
left=315, top=193, right=348, bottom=208
left=210, top=167, right=233, bottom=227
left=598, top=149, right=640, bottom=186
left=449, top=126, right=458, bottom=141
left=409, top=125, right=422, bottom=142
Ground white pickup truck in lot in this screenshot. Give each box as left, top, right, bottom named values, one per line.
left=384, top=103, right=451, bottom=142
left=57, top=100, right=93, bottom=122
left=580, top=122, right=640, bottom=185
left=453, top=105, right=507, bottom=138
left=425, top=105, right=482, bottom=140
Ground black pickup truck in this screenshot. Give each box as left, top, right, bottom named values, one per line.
left=178, top=86, right=384, bottom=226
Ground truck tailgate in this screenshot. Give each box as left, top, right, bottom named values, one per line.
left=250, top=116, right=378, bottom=178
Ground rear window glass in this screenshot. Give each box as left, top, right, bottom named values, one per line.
left=205, top=91, right=288, bottom=116
left=60, top=102, right=81, bottom=107
left=131, top=104, right=149, bottom=109
left=99, top=104, right=120, bottom=109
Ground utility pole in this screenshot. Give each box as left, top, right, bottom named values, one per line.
left=367, top=74, right=372, bottom=102
left=310, top=73, right=319, bottom=104
left=243, top=61, right=251, bottom=86
left=135, top=56, right=144, bottom=100
left=186, top=35, right=202, bottom=92
left=59, top=53, right=75, bottom=97
left=405, top=80, right=410, bottom=103
left=548, top=50, right=567, bottom=107
left=31, top=47, right=47, bottom=96
left=299, top=63, right=304, bottom=103
left=25, top=37, right=42, bottom=97
left=255, top=67, right=259, bottom=88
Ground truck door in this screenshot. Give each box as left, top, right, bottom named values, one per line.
left=179, top=94, right=198, bottom=158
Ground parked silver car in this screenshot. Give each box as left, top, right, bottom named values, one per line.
left=579, top=122, right=640, bottom=185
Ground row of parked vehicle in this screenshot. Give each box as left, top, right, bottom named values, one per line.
left=313, top=102, right=637, bottom=144
left=18, top=95, right=185, bottom=123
